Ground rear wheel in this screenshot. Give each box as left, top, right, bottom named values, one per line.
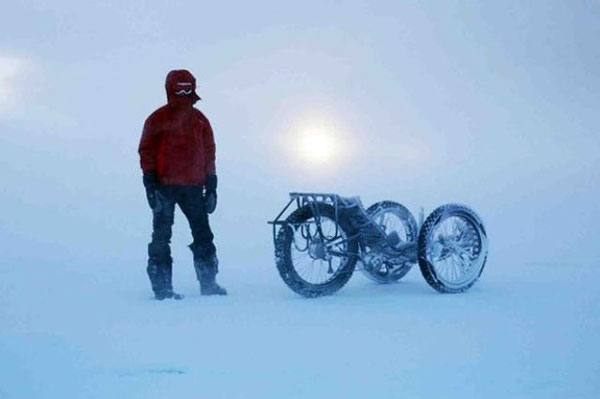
left=418, top=204, right=488, bottom=293
left=361, top=201, right=418, bottom=283
left=275, top=203, right=359, bottom=297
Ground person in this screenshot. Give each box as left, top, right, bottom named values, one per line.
left=138, top=69, right=227, bottom=300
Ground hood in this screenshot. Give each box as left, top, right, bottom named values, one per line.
left=165, top=69, right=201, bottom=105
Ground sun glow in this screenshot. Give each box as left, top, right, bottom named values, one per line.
left=298, top=127, right=338, bottom=165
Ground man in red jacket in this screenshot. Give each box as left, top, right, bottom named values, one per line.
left=139, top=69, right=227, bottom=300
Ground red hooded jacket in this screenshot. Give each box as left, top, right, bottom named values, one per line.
left=138, top=70, right=216, bottom=186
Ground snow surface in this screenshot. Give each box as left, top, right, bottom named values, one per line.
left=1, top=258, right=598, bottom=398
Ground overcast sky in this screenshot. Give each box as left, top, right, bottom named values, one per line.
left=1, top=1, right=599, bottom=274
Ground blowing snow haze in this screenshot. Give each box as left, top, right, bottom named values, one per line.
left=1, top=1, right=599, bottom=398
left=1, top=1, right=598, bottom=269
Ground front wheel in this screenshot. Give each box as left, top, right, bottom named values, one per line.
left=275, top=203, right=359, bottom=297
left=418, top=204, right=488, bottom=293
left=361, top=201, right=418, bottom=283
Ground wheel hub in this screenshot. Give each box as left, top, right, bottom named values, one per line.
left=363, top=252, right=386, bottom=272
left=308, top=238, right=330, bottom=260
left=434, top=235, right=464, bottom=260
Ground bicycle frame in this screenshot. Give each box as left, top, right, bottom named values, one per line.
left=268, top=192, right=418, bottom=263
left=268, top=192, right=345, bottom=245
left=270, top=192, right=488, bottom=296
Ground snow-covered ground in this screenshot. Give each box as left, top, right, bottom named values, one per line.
left=1, top=258, right=598, bottom=398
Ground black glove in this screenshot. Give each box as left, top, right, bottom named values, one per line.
left=143, top=171, right=158, bottom=209
left=204, top=174, right=217, bottom=214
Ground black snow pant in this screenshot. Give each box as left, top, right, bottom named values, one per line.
left=147, top=185, right=216, bottom=294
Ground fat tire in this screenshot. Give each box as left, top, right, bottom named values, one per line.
left=418, top=203, right=488, bottom=293
left=362, top=201, right=418, bottom=283
left=275, top=203, right=358, bottom=297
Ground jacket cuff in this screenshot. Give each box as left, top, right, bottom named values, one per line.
left=205, top=174, right=217, bottom=191
left=143, top=171, right=157, bottom=188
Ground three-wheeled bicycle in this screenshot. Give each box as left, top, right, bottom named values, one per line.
left=269, top=193, right=488, bottom=297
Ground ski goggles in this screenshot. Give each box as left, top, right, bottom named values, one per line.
left=174, top=82, right=194, bottom=96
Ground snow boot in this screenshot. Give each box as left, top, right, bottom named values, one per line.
left=148, top=259, right=184, bottom=300
left=194, top=254, right=227, bottom=296
left=154, top=289, right=184, bottom=301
